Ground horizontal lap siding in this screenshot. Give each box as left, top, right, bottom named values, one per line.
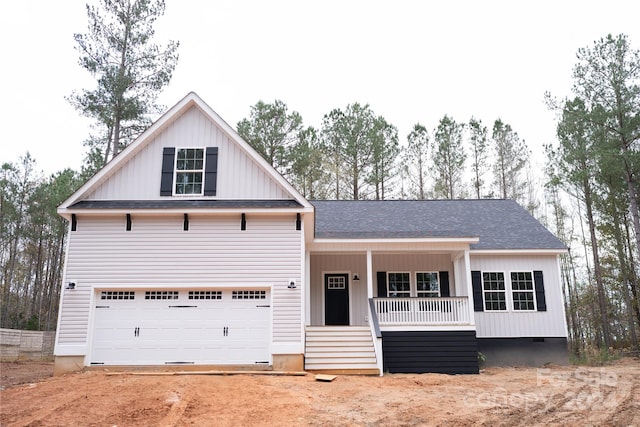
left=382, top=331, right=479, bottom=374
left=57, top=214, right=302, bottom=346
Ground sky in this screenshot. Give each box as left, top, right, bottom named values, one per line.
left=1, top=0, right=639, bottom=176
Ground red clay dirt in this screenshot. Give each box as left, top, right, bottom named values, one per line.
left=1, top=359, right=639, bottom=426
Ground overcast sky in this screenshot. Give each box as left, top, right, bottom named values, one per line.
left=1, top=0, right=639, bottom=176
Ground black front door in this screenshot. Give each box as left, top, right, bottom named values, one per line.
left=325, top=273, right=349, bottom=325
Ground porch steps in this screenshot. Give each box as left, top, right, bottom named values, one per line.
left=305, top=326, right=378, bottom=374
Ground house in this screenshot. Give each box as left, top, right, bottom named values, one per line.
left=54, top=92, right=569, bottom=376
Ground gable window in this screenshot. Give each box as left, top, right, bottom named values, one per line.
left=416, top=272, right=439, bottom=297
left=482, top=272, right=506, bottom=311
left=387, top=272, right=410, bottom=298
left=511, top=271, right=536, bottom=311
left=175, top=148, right=204, bottom=195
left=161, top=147, right=218, bottom=197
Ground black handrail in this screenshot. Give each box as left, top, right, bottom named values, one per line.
left=368, top=298, right=382, bottom=338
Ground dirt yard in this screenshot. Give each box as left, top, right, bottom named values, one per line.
left=1, top=359, right=639, bottom=426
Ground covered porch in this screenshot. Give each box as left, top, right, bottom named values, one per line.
left=304, top=239, right=479, bottom=375
left=306, top=239, right=478, bottom=329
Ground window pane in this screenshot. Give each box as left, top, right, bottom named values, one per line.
left=175, top=172, right=203, bottom=195
left=511, top=271, right=533, bottom=290
left=483, top=272, right=506, bottom=311
left=511, top=272, right=535, bottom=310
left=388, top=272, right=410, bottom=297
left=417, top=272, right=439, bottom=297
left=176, top=149, right=204, bottom=171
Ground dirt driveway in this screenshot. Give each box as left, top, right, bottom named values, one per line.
left=1, top=359, right=639, bottom=426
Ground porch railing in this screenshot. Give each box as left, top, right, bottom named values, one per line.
left=373, top=297, right=470, bottom=326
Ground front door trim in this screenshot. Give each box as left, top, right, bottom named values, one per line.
left=324, top=272, right=350, bottom=325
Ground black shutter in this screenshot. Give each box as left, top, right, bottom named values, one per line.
left=126, top=214, right=132, bottom=231
left=471, top=270, right=484, bottom=312
left=533, top=270, right=547, bottom=311
left=439, top=271, right=450, bottom=297
left=160, top=147, right=175, bottom=196
left=204, top=147, right=218, bottom=196
left=377, top=272, right=387, bottom=297
left=71, top=214, right=77, bottom=231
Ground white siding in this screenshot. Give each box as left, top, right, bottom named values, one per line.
left=310, top=254, right=368, bottom=326
left=372, top=253, right=453, bottom=278
left=470, top=255, right=567, bottom=338
left=86, top=106, right=290, bottom=200
left=56, top=214, right=302, bottom=351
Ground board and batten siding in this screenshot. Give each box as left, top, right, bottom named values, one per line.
left=56, top=214, right=302, bottom=353
left=470, top=255, right=567, bottom=338
left=86, top=106, right=290, bottom=200
left=310, top=254, right=369, bottom=326
left=309, top=253, right=457, bottom=326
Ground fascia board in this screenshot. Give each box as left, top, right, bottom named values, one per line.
left=470, top=248, right=568, bottom=255
left=57, top=206, right=313, bottom=219
left=313, top=237, right=480, bottom=245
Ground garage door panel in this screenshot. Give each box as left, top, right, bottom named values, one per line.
left=91, top=288, right=271, bottom=365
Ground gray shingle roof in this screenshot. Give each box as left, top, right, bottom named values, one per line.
left=311, top=199, right=566, bottom=250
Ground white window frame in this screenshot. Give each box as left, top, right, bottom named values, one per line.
left=509, top=270, right=537, bottom=311
left=416, top=271, right=440, bottom=297
left=387, top=271, right=411, bottom=298
left=481, top=271, right=507, bottom=312
left=173, top=147, right=206, bottom=196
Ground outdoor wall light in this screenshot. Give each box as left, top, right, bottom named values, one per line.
left=288, top=280, right=296, bottom=289
left=353, top=274, right=360, bottom=281
left=66, top=282, right=76, bottom=290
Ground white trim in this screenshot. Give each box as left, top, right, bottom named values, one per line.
left=58, top=206, right=313, bottom=219
left=380, top=325, right=476, bottom=332
left=480, top=270, right=539, bottom=313
left=557, top=254, right=570, bottom=337
left=54, top=345, right=88, bottom=356
left=386, top=271, right=412, bottom=298
left=508, top=270, right=537, bottom=312
left=415, top=271, right=441, bottom=297
left=471, top=249, right=567, bottom=255
left=321, top=271, right=352, bottom=326
left=366, top=250, right=373, bottom=299
left=271, top=342, right=304, bottom=354
left=172, top=147, right=205, bottom=197
left=314, top=237, right=479, bottom=245
left=85, top=289, right=98, bottom=364
left=481, top=271, right=508, bottom=312
left=463, top=250, right=476, bottom=326
left=305, top=250, right=311, bottom=326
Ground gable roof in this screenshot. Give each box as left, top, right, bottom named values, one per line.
left=311, top=199, right=567, bottom=251
left=59, top=92, right=312, bottom=213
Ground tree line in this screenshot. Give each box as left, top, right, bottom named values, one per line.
left=237, top=101, right=534, bottom=208
left=2, top=0, right=639, bottom=362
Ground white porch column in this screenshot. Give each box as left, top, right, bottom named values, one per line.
left=305, top=250, right=311, bottom=325
left=366, top=250, right=373, bottom=299
left=463, top=249, right=476, bottom=326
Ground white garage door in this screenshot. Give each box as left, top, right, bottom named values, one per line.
left=90, top=289, right=271, bottom=365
